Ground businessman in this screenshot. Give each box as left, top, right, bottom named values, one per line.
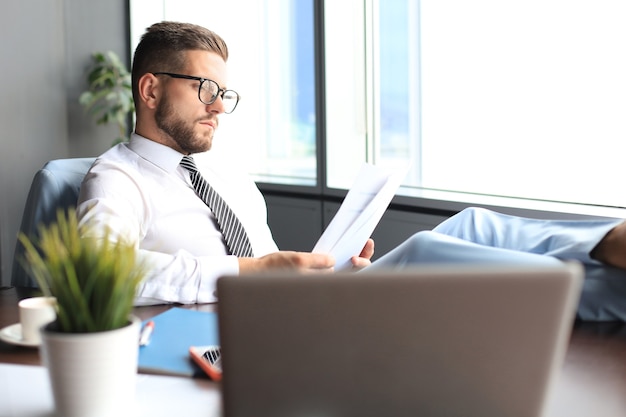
left=77, top=21, right=626, bottom=320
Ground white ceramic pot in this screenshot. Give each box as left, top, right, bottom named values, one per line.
left=40, top=316, right=141, bottom=417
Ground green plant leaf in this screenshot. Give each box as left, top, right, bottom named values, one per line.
left=18, top=209, right=147, bottom=333
left=80, top=50, right=134, bottom=144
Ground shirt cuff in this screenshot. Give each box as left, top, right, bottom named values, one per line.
left=198, top=255, right=240, bottom=303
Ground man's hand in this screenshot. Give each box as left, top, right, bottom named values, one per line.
left=238, top=238, right=374, bottom=274
left=591, top=221, right=626, bottom=270
left=238, top=251, right=335, bottom=274
left=350, top=238, right=375, bottom=270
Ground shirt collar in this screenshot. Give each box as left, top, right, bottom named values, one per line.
left=128, top=133, right=186, bottom=173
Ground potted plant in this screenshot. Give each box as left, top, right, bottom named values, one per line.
left=79, top=50, right=134, bottom=146
left=18, top=208, right=146, bottom=417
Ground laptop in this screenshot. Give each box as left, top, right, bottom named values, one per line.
left=216, top=262, right=583, bottom=417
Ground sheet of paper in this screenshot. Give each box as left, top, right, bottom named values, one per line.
left=313, top=162, right=408, bottom=270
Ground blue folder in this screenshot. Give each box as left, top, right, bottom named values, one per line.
left=137, top=307, right=219, bottom=378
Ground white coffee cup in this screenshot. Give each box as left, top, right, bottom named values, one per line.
left=18, top=296, right=57, bottom=344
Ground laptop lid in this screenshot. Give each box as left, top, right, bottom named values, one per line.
left=217, top=263, right=583, bottom=417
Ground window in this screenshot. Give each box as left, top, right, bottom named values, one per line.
left=324, top=0, right=421, bottom=189
left=416, top=0, right=626, bottom=211
left=131, top=0, right=626, bottom=217
left=325, top=0, right=626, bottom=217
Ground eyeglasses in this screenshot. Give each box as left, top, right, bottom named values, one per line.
left=153, top=72, right=240, bottom=114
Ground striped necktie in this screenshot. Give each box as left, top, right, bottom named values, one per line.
left=180, top=155, right=254, bottom=257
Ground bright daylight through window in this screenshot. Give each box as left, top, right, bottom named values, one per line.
left=326, top=0, right=626, bottom=216
left=131, top=0, right=626, bottom=216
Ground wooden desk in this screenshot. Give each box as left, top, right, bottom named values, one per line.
left=0, top=286, right=221, bottom=417
left=2, top=287, right=626, bottom=416
left=0, top=287, right=216, bottom=366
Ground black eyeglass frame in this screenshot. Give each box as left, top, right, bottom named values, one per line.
left=153, top=72, right=240, bottom=113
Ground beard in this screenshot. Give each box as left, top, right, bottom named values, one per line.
left=155, top=92, right=214, bottom=154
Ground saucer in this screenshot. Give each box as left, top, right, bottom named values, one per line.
left=0, top=323, right=39, bottom=347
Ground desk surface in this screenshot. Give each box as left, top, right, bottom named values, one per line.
left=2, top=287, right=626, bottom=417
left=0, top=287, right=221, bottom=417
left=0, top=287, right=217, bottom=366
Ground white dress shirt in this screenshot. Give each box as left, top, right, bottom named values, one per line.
left=76, top=133, right=279, bottom=305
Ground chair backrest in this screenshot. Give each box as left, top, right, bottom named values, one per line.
left=11, top=157, right=96, bottom=287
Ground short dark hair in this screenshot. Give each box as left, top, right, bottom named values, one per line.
left=131, top=21, right=229, bottom=105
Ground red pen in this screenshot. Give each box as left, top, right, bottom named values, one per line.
left=139, top=321, right=155, bottom=346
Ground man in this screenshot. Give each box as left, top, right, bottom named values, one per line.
left=78, top=21, right=626, bottom=319
left=77, top=21, right=372, bottom=305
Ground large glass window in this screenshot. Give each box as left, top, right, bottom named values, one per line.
left=131, top=0, right=626, bottom=217
left=417, top=0, right=626, bottom=210
left=326, top=0, right=626, bottom=217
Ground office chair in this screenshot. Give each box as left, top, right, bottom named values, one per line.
left=11, top=157, right=96, bottom=288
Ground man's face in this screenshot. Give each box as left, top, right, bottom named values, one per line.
left=155, top=50, right=229, bottom=154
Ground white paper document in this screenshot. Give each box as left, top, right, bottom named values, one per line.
left=313, top=163, right=409, bottom=270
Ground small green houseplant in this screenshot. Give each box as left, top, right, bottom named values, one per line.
left=18, top=208, right=145, bottom=333
left=79, top=50, right=134, bottom=146
left=19, top=208, right=146, bottom=417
